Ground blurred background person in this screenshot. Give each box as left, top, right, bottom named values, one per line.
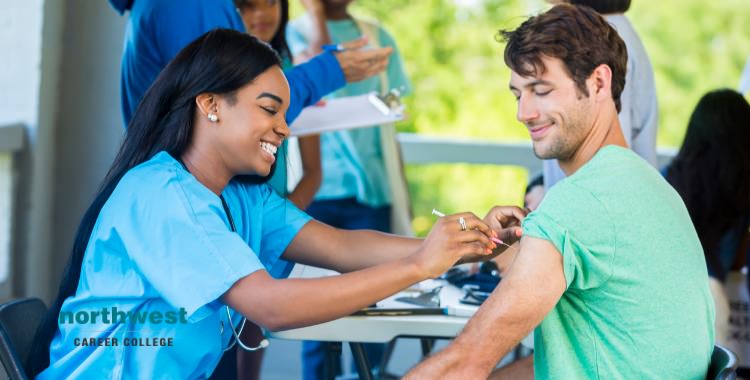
left=233, top=1, right=335, bottom=378
left=664, top=88, right=750, bottom=349
left=287, top=0, right=412, bottom=378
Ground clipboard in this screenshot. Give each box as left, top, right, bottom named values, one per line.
left=352, top=307, right=447, bottom=317
left=351, top=284, right=446, bottom=317
left=290, top=91, right=405, bottom=137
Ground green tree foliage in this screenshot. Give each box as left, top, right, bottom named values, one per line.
left=291, top=0, right=750, bottom=236
left=628, top=0, right=750, bottom=145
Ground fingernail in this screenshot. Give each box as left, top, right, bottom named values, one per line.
left=492, top=230, right=498, bottom=238
left=486, top=248, right=492, bottom=254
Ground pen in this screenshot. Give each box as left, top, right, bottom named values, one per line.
left=322, top=44, right=345, bottom=53
left=432, top=209, right=509, bottom=247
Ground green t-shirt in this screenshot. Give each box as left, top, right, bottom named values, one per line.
left=522, top=145, right=715, bottom=379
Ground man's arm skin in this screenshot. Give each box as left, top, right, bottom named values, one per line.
left=404, top=236, right=567, bottom=379
left=489, top=355, right=533, bottom=379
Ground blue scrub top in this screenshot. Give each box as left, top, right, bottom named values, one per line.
left=38, top=152, right=311, bottom=379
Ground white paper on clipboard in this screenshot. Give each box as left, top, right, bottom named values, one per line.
left=290, top=92, right=405, bottom=137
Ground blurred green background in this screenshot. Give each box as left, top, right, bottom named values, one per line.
left=291, top=0, right=750, bottom=236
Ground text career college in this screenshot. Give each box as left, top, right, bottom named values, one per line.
left=74, top=337, right=174, bottom=347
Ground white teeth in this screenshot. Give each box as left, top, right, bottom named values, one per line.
left=260, top=141, right=277, bottom=155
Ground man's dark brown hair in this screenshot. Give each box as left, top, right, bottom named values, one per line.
left=499, top=4, right=627, bottom=112
left=567, top=0, right=631, bottom=14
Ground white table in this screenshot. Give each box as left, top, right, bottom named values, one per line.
left=267, top=280, right=478, bottom=379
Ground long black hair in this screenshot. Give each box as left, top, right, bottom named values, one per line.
left=666, top=88, right=750, bottom=280
left=234, top=0, right=292, bottom=62
left=27, top=29, right=281, bottom=376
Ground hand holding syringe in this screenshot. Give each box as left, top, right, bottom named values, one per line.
left=431, top=209, right=515, bottom=250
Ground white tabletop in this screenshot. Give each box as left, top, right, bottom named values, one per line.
left=267, top=279, right=479, bottom=343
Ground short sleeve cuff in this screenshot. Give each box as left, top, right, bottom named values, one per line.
left=522, top=211, right=577, bottom=289
left=264, top=205, right=312, bottom=279
left=178, top=234, right=265, bottom=322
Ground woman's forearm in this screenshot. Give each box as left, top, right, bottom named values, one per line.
left=331, top=229, right=422, bottom=272
left=226, top=257, right=426, bottom=331
left=284, top=222, right=422, bottom=273
left=248, top=213, right=497, bottom=330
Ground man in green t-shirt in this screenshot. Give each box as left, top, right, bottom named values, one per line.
left=406, top=4, right=714, bottom=379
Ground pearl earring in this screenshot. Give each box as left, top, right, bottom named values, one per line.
left=208, top=113, right=218, bottom=122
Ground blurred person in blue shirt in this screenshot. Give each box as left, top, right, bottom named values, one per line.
left=110, top=0, right=392, bottom=127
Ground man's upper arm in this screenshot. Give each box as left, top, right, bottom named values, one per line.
left=505, top=236, right=567, bottom=301
left=452, top=235, right=566, bottom=372
left=490, top=235, right=566, bottom=336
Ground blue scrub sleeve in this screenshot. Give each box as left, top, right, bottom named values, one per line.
left=221, top=182, right=312, bottom=279
left=259, top=185, right=312, bottom=278
left=284, top=51, right=345, bottom=123
left=116, top=171, right=265, bottom=322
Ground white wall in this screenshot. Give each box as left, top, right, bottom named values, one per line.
left=0, top=0, right=125, bottom=301
left=0, top=1, right=44, bottom=128
left=0, top=0, right=56, bottom=300
left=51, top=1, right=126, bottom=287
left=0, top=155, right=10, bottom=284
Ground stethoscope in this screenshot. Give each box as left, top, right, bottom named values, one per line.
left=219, top=195, right=269, bottom=352
left=177, top=158, right=269, bottom=352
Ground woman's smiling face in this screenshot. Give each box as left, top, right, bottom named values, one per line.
left=210, top=65, right=291, bottom=176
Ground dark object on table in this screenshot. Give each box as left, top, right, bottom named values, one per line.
left=443, top=267, right=500, bottom=293
left=443, top=266, right=500, bottom=306
left=394, top=286, right=442, bottom=307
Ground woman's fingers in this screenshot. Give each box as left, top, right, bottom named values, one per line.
left=339, top=36, right=368, bottom=50
left=417, top=212, right=504, bottom=278
left=364, top=58, right=389, bottom=78
left=482, top=206, right=528, bottom=242
left=462, top=242, right=494, bottom=258
left=446, top=212, right=492, bottom=234
left=456, top=229, right=493, bottom=249
left=432, top=213, right=498, bottom=251
left=499, top=226, right=523, bottom=242
left=334, top=46, right=393, bottom=83
left=489, top=205, right=527, bottom=225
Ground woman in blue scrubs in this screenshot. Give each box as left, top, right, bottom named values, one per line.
left=28, top=29, right=500, bottom=379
